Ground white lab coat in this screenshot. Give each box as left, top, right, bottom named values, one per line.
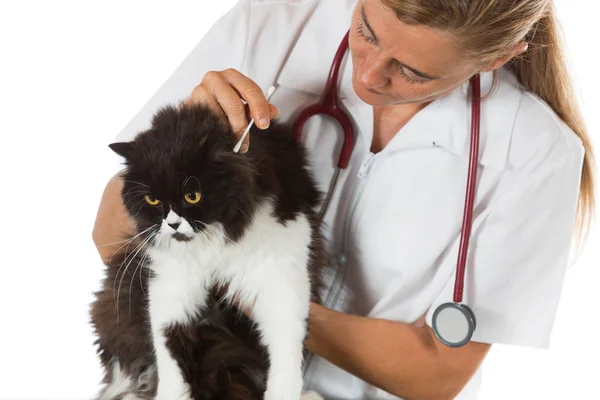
left=114, top=1, right=584, bottom=399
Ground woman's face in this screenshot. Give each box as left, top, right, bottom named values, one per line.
left=348, top=0, right=480, bottom=107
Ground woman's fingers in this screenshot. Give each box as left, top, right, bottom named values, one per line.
left=269, top=103, right=279, bottom=119
left=197, top=71, right=250, bottom=135
left=221, top=68, right=273, bottom=129
left=183, top=68, right=279, bottom=153
left=185, top=84, right=226, bottom=121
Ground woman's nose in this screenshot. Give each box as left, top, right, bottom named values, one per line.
left=356, top=56, right=389, bottom=89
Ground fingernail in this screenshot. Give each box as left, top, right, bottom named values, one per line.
left=240, top=143, right=249, bottom=153
left=258, top=118, right=270, bottom=129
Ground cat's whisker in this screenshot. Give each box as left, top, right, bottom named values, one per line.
left=122, top=183, right=148, bottom=190
left=123, top=180, right=150, bottom=188
left=122, top=195, right=149, bottom=208
left=140, top=239, right=158, bottom=298
left=129, top=231, right=157, bottom=316
left=193, top=220, right=231, bottom=246
left=182, top=175, right=200, bottom=189
left=120, top=200, right=146, bottom=222
left=198, top=223, right=226, bottom=253
left=198, top=221, right=233, bottom=245
left=138, top=251, right=152, bottom=298
left=122, top=188, right=149, bottom=198
left=131, top=232, right=155, bottom=281
left=197, top=229, right=225, bottom=263
left=197, top=229, right=213, bottom=247
left=107, top=237, right=138, bottom=267
left=100, top=225, right=155, bottom=250
left=236, top=207, right=251, bottom=222
left=121, top=190, right=151, bottom=204
left=155, top=231, right=169, bottom=250
left=128, top=199, right=149, bottom=218
left=113, top=227, right=157, bottom=320
left=122, top=188, right=147, bottom=196
left=97, top=237, right=137, bottom=248
left=221, top=360, right=232, bottom=384
left=129, top=264, right=142, bottom=318
left=116, top=232, right=155, bottom=321
left=112, top=235, right=148, bottom=304
left=109, top=225, right=157, bottom=285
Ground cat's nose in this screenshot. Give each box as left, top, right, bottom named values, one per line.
left=168, top=222, right=181, bottom=230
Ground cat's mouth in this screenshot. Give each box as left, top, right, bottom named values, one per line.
left=172, top=232, right=193, bottom=242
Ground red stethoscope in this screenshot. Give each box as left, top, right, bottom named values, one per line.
left=293, top=31, right=481, bottom=348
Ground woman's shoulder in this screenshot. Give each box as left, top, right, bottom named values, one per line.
left=239, top=0, right=355, bottom=91
left=491, top=68, right=583, bottom=169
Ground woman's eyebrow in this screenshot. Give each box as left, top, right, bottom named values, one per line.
left=361, top=3, right=441, bottom=81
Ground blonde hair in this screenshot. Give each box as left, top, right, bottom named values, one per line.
left=381, top=0, right=595, bottom=242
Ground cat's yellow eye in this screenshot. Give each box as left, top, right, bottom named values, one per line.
left=145, top=195, right=161, bottom=206
left=184, top=192, right=202, bottom=204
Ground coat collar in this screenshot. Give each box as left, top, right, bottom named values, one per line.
left=275, top=0, right=522, bottom=170
left=421, top=69, right=523, bottom=170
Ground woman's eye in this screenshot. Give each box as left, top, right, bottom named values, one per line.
left=397, top=66, right=429, bottom=85
left=357, top=20, right=376, bottom=44
left=184, top=192, right=202, bottom=204
left=145, top=195, right=161, bottom=206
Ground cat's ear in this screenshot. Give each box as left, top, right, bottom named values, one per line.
left=109, top=142, right=135, bottom=160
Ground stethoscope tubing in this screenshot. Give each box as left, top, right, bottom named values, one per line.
left=291, top=30, right=482, bottom=351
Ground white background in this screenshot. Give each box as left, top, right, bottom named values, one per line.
left=0, top=1, right=598, bottom=399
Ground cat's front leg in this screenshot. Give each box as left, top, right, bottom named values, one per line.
left=151, top=329, right=192, bottom=400
left=149, top=271, right=208, bottom=400
left=251, top=268, right=311, bottom=400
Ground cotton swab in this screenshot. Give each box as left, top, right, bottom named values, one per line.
left=233, top=85, right=276, bottom=153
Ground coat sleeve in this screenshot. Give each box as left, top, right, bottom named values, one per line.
left=114, top=0, right=251, bottom=143
left=425, top=143, right=584, bottom=349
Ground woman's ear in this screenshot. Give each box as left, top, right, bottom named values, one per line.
left=480, top=42, right=528, bottom=72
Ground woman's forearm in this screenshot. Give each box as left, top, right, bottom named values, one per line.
left=92, top=173, right=137, bottom=263
left=305, top=303, right=488, bottom=400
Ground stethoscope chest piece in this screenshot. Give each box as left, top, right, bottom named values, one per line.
left=432, top=302, right=477, bottom=348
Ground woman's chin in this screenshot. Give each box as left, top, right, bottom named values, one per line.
left=353, top=86, right=387, bottom=106
left=352, top=81, right=405, bottom=106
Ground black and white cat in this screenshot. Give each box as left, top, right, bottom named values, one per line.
left=90, top=102, right=327, bottom=400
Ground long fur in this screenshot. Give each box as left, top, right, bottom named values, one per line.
left=90, top=103, right=328, bottom=400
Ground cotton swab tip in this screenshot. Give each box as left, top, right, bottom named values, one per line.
left=233, top=85, right=277, bottom=153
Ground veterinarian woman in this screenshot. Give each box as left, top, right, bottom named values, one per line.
left=93, top=0, right=595, bottom=398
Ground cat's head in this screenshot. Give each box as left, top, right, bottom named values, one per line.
left=110, top=104, right=257, bottom=245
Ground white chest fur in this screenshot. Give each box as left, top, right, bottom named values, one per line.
left=147, top=200, right=314, bottom=400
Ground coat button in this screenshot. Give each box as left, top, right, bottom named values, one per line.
left=337, top=253, right=348, bottom=264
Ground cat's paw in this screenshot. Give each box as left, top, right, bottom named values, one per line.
left=264, top=389, right=301, bottom=400
left=154, top=370, right=191, bottom=400
left=154, top=395, right=191, bottom=400
left=263, top=375, right=303, bottom=400
left=154, top=389, right=191, bottom=400
left=121, top=395, right=144, bottom=400
left=301, top=391, right=324, bottom=400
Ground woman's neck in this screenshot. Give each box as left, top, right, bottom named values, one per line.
left=371, top=102, right=429, bottom=153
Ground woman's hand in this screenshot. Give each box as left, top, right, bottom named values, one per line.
left=183, top=68, right=279, bottom=153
